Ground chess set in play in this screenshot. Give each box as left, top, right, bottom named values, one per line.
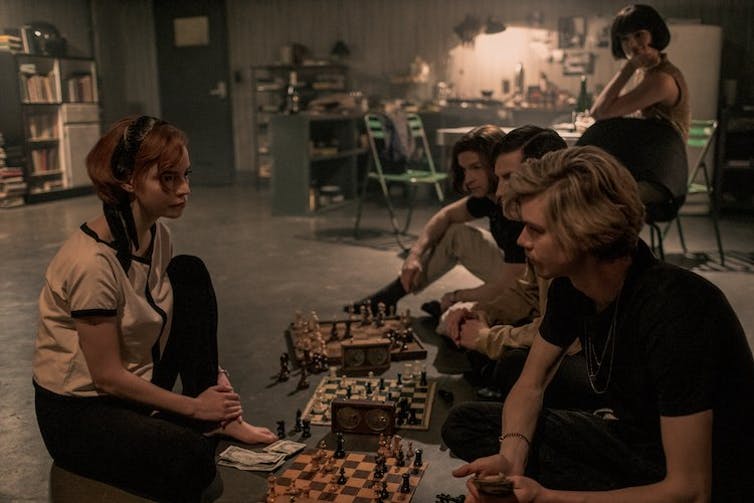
left=301, top=371, right=436, bottom=431
left=285, top=309, right=428, bottom=369
left=271, top=448, right=427, bottom=502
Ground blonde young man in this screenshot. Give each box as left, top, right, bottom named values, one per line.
left=444, top=146, right=754, bottom=502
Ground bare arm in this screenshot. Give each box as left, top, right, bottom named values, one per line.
left=499, top=335, right=567, bottom=473
left=532, top=411, right=712, bottom=503
left=452, top=335, right=566, bottom=481
left=401, top=196, right=474, bottom=292
left=590, top=61, right=679, bottom=121
left=75, top=316, right=243, bottom=422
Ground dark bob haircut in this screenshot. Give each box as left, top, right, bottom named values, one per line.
left=450, top=124, right=504, bottom=194
left=610, top=4, right=670, bottom=59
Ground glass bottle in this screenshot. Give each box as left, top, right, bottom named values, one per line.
left=575, top=75, right=591, bottom=113
left=286, top=70, right=300, bottom=114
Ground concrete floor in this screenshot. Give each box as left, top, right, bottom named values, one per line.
left=1, top=184, right=753, bottom=502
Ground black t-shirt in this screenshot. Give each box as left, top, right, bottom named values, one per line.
left=540, top=240, right=754, bottom=499
left=466, top=196, right=525, bottom=263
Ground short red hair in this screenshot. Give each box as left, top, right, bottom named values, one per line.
left=87, top=116, right=188, bottom=205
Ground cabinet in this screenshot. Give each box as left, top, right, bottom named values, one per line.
left=270, top=113, right=365, bottom=215
left=0, top=53, right=100, bottom=203
left=251, top=64, right=348, bottom=182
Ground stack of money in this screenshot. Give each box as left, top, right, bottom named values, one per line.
left=218, top=446, right=286, bottom=472
left=217, top=440, right=306, bottom=472
left=263, top=439, right=307, bottom=457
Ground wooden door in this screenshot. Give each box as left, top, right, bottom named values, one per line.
left=153, top=0, right=235, bottom=185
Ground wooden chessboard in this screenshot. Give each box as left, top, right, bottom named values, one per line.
left=272, top=449, right=428, bottom=502
left=286, top=317, right=428, bottom=367
left=301, top=375, right=436, bottom=431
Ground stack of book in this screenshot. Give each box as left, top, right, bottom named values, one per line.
left=0, top=133, right=27, bottom=208
left=20, top=71, right=58, bottom=103
left=66, top=72, right=94, bottom=102
left=0, top=34, right=23, bottom=53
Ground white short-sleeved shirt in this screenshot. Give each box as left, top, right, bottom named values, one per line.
left=33, top=221, right=174, bottom=397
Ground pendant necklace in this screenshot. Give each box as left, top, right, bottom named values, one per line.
left=584, top=285, right=623, bottom=394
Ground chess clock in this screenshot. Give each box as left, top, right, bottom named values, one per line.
left=331, top=399, right=396, bottom=435
left=340, top=339, right=391, bottom=375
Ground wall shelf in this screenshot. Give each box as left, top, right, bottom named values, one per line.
left=270, top=113, right=364, bottom=215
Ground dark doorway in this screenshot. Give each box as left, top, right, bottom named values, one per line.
left=153, top=0, right=234, bottom=185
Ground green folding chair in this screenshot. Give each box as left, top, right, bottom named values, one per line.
left=354, top=113, right=448, bottom=248
left=666, top=119, right=724, bottom=265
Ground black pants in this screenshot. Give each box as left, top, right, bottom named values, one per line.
left=441, top=402, right=666, bottom=491
left=468, top=348, right=605, bottom=412
left=35, top=255, right=220, bottom=503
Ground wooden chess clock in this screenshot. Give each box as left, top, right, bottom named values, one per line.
left=331, top=399, right=396, bottom=435
left=340, top=339, right=391, bottom=375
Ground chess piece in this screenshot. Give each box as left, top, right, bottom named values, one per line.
left=346, top=385, right=352, bottom=399
left=380, top=480, right=390, bottom=500
left=407, top=408, right=420, bottom=425
left=337, top=466, right=347, bottom=485
left=294, top=409, right=302, bottom=432
left=396, top=448, right=405, bottom=467
left=378, top=433, right=387, bottom=456
left=344, top=320, right=352, bottom=339
left=391, top=434, right=402, bottom=457
left=406, top=441, right=415, bottom=462
left=413, top=448, right=423, bottom=468
left=277, top=353, right=290, bottom=382
left=400, top=472, right=411, bottom=493
left=276, top=420, right=286, bottom=439
left=373, top=461, right=384, bottom=480
left=330, top=321, right=338, bottom=341
left=366, top=381, right=373, bottom=395
left=333, top=432, right=346, bottom=459
left=405, top=327, right=415, bottom=342
left=266, top=474, right=277, bottom=501
left=376, top=301, right=386, bottom=327
left=301, top=418, right=311, bottom=439
left=396, top=373, right=402, bottom=385
left=420, top=370, right=428, bottom=387
left=297, top=366, right=309, bottom=390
